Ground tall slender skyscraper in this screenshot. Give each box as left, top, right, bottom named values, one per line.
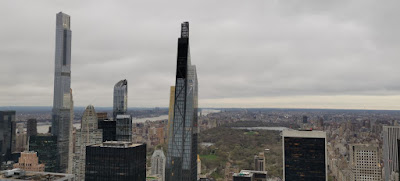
left=113, top=79, right=128, bottom=119
left=51, top=12, right=73, bottom=173
left=166, top=22, right=199, bottom=181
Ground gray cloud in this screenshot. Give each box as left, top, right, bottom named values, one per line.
left=0, top=0, right=400, bottom=109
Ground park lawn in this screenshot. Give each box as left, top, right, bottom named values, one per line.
left=244, top=131, right=259, bottom=135
left=200, top=154, right=218, bottom=161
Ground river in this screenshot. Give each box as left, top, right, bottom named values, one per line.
left=37, top=114, right=169, bottom=133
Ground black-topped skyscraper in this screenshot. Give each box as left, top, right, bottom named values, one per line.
left=51, top=12, right=74, bottom=173
left=166, top=22, right=199, bottom=181
left=113, top=79, right=128, bottom=119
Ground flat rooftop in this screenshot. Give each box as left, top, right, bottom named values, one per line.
left=91, top=141, right=142, bottom=148
left=282, top=129, right=326, bottom=138
left=116, top=114, right=131, bottom=119
left=0, top=169, right=74, bottom=181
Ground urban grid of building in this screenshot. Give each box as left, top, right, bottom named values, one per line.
left=1, top=10, right=399, bottom=181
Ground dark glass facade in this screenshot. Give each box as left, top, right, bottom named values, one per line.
left=166, top=22, right=198, bottom=181
left=98, top=119, right=116, bottom=142
left=233, top=176, right=252, bottom=181
left=116, top=115, right=132, bottom=142
left=28, top=134, right=59, bottom=172
left=0, top=111, right=15, bottom=163
left=85, top=142, right=146, bottom=181
left=27, top=119, right=38, bottom=139
left=302, top=116, right=308, bottom=123
left=284, top=137, right=326, bottom=180
left=113, top=79, right=128, bottom=120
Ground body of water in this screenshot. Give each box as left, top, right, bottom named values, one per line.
left=232, top=127, right=291, bottom=131
left=37, top=114, right=169, bottom=133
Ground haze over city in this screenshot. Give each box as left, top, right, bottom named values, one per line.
left=1, top=0, right=400, bottom=109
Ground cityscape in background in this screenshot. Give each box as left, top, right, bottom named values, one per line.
left=0, top=2, right=399, bottom=181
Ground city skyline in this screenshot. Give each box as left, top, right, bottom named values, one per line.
left=1, top=1, right=400, bottom=109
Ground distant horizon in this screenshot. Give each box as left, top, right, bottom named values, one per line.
left=1, top=1, right=400, bottom=110
left=1, top=105, right=400, bottom=112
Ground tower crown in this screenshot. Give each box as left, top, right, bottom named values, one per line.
left=181, top=22, right=189, bottom=38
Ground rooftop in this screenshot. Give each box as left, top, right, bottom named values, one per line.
left=0, top=169, right=74, bottom=181
left=116, top=114, right=131, bottom=119
left=91, top=141, right=142, bottom=148
left=282, top=129, right=326, bottom=138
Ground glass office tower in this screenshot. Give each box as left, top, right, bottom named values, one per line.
left=28, top=134, right=59, bottom=172
left=166, top=22, right=199, bottom=181
left=85, top=142, right=146, bottom=181
left=0, top=111, right=16, bottom=163
left=51, top=12, right=74, bottom=173
left=113, top=79, right=128, bottom=119
left=282, top=130, right=327, bottom=181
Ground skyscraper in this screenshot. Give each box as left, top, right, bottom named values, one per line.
left=73, top=105, right=103, bottom=181
left=51, top=12, right=73, bottom=173
left=282, top=130, right=327, bottom=181
left=116, top=115, right=132, bottom=142
left=151, top=149, right=166, bottom=181
left=27, top=119, right=37, bottom=139
left=254, top=152, right=265, bottom=171
left=166, top=22, right=199, bottom=181
left=97, top=112, right=116, bottom=142
left=0, top=111, right=16, bottom=163
left=349, top=144, right=382, bottom=181
left=85, top=141, right=146, bottom=181
left=383, top=126, right=400, bottom=180
left=28, top=134, right=59, bottom=172
left=166, top=86, right=175, bottom=147
left=113, top=79, right=128, bottom=119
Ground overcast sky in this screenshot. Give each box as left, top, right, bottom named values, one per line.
left=1, top=0, right=399, bottom=109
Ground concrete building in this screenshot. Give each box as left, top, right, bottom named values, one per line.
left=254, top=152, right=265, bottom=171
left=85, top=141, right=146, bottom=181
left=0, top=168, right=74, bottom=181
left=383, top=126, right=400, bottom=180
left=51, top=12, right=74, bottom=173
left=197, top=154, right=201, bottom=180
left=72, top=105, right=103, bottom=181
left=14, top=130, right=27, bottom=153
left=282, top=130, right=327, bottom=181
left=349, top=144, right=382, bottom=181
left=13, top=151, right=44, bottom=172
left=166, top=86, right=175, bottom=147
left=151, top=150, right=166, bottom=181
